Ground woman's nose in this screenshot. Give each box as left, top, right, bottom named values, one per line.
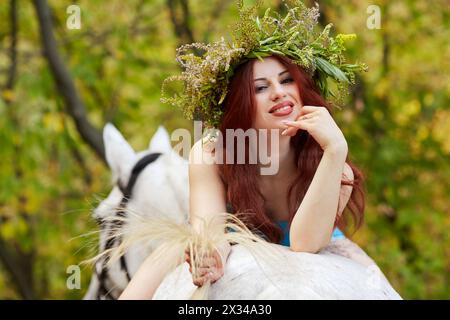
left=270, top=83, right=286, bottom=101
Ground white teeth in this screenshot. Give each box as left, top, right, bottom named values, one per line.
left=273, top=106, right=292, bottom=113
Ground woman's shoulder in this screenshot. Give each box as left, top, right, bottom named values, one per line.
left=188, top=139, right=227, bottom=213
left=189, top=139, right=222, bottom=184
left=189, top=137, right=218, bottom=165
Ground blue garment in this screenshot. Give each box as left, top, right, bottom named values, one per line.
left=277, top=221, right=345, bottom=247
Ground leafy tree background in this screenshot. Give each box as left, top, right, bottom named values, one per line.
left=0, top=0, right=448, bottom=299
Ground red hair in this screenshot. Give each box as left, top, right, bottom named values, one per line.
left=218, top=55, right=365, bottom=243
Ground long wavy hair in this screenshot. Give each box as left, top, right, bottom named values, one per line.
left=217, top=55, right=365, bottom=243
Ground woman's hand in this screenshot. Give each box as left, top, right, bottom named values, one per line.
left=281, top=106, right=348, bottom=154
left=184, top=242, right=231, bottom=287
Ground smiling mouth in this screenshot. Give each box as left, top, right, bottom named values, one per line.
left=269, top=101, right=294, bottom=113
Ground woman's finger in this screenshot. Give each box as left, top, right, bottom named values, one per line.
left=297, top=113, right=316, bottom=121
left=282, top=118, right=312, bottom=127
left=193, top=277, right=205, bottom=287
left=190, top=266, right=214, bottom=278
left=193, top=274, right=213, bottom=287
left=193, top=267, right=224, bottom=286
left=281, top=119, right=312, bottom=136
left=298, top=105, right=320, bottom=115
left=196, top=267, right=211, bottom=276
left=281, top=127, right=296, bottom=136
left=192, top=257, right=217, bottom=268
left=208, top=268, right=224, bottom=283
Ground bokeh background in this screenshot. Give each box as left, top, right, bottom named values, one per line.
left=0, top=0, right=448, bottom=299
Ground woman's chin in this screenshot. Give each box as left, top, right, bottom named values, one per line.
left=275, top=114, right=297, bottom=125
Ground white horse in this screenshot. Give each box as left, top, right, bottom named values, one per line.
left=83, top=124, right=189, bottom=299
left=83, top=124, right=401, bottom=300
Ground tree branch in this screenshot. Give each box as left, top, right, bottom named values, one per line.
left=32, top=0, right=105, bottom=162
left=166, top=0, right=196, bottom=45
left=0, top=236, right=35, bottom=299
left=0, top=142, right=36, bottom=300
left=4, top=0, right=18, bottom=92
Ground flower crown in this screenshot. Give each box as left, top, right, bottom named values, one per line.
left=161, top=0, right=367, bottom=128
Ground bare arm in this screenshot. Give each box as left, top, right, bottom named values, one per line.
left=189, top=139, right=228, bottom=233
left=289, top=145, right=349, bottom=253
left=187, top=140, right=231, bottom=285
left=282, top=106, right=354, bottom=253
left=119, top=140, right=230, bottom=299
left=119, top=246, right=183, bottom=300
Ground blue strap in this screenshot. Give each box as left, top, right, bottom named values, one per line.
left=277, top=221, right=345, bottom=247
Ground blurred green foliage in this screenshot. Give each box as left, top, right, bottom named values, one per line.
left=0, top=0, right=448, bottom=299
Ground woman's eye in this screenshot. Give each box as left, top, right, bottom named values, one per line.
left=281, top=77, right=294, bottom=84
left=255, top=86, right=267, bottom=92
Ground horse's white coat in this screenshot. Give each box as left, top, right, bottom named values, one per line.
left=155, top=245, right=401, bottom=299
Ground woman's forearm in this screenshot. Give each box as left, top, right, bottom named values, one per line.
left=119, top=247, right=184, bottom=300
left=289, top=145, right=347, bottom=253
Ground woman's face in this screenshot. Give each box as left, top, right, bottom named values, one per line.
left=252, top=57, right=302, bottom=130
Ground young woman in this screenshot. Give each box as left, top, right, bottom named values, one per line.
left=184, top=53, right=364, bottom=287
left=118, top=1, right=371, bottom=299
left=118, top=54, right=365, bottom=299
